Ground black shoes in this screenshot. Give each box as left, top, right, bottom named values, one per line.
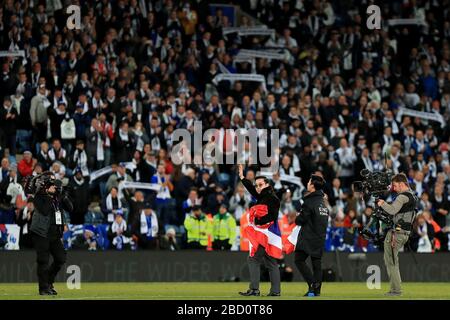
left=39, top=284, right=57, bottom=296
left=313, top=282, right=321, bottom=296
left=266, top=292, right=281, bottom=297
left=48, top=284, right=58, bottom=295
left=239, top=289, right=260, bottom=296
left=39, top=289, right=53, bottom=296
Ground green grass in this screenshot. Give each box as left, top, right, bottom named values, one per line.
left=1, top=282, right=450, bottom=300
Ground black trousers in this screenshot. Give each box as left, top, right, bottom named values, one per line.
left=186, top=241, right=206, bottom=250
left=32, top=232, right=66, bottom=290
left=212, top=239, right=232, bottom=250
left=294, top=250, right=322, bottom=287
left=248, top=246, right=281, bottom=294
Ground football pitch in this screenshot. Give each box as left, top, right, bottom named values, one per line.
left=1, top=282, right=450, bottom=300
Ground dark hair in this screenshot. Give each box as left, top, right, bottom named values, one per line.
left=311, top=174, right=325, bottom=190
left=392, top=173, right=409, bottom=186
left=255, top=176, right=270, bottom=185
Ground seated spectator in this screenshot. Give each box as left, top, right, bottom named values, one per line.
left=84, top=225, right=98, bottom=251
left=48, top=139, right=68, bottom=166
left=108, top=210, right=134, bottom=250
left=212, top=203, right=237, bottom=251
left=17, top=151, right=36, bottom=178
left=0, top=158, right=10, bottom=183
left=50, top=161, right=67, bottom=183
left=184, top=205, right=212, bottom=250
left=160, top=227, right=180, bottom=251
left=131, top=204, right=160, bottom=250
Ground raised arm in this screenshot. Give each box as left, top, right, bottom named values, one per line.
left=238, top=164, right=259, bottom=199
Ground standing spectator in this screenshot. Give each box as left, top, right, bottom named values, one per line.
left=114, top=122, right=135, bottom=163
left=0, top=96, right=19, bottom=161
left=212, top=203, right=237, bottom=250
left=6, top=166, right=26, bottom=207
left=36, top=141, right=52, bottom=170
left=131, top=205, right=160, bottom=250
left=137, top=150, right=158, bottom=182
left=68, top=169, right=90, bottom=225
left=102, top=187, right=123, bottom=223
left=123, top=190, right=146, bottom=225
left=30, top=84, right=50, bottom=145
left=184, top=205, right=212, bottom=249
left=47, top=102, right=67, bottom=140
left=16, top=200, right=34, bottom=249
left=229, top=183, right=252, bottom=222
left=410, top=214, right=434, bottom=253
left=430, top=184, right=449, bottom=229
left=86, top=118, right=107, bottom=170
left=182, top=187, right=202, bottom=215
left=70, top=140, right=89, bottom=177
left=151, top=163, right=175, bottom=226
left=105, top=163, right=133, bottom=193
left=335, top=138, right=357, bottom=189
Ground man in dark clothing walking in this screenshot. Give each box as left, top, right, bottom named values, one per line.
left=294, top=174, right=329, bottom=297
left=237, top=164, right=281, bottom=297
left=28, top=172, right=73, bottom=295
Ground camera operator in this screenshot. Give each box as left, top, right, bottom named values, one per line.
left=29, top=172, right=73, bottom=295
left=376, top=173, right=418, bottom=296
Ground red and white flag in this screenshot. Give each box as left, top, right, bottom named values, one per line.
left=244, top=205, right=301, bottom=258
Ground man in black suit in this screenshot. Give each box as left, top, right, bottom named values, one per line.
left=0, top=96, right=19, bottom=158
left=294, top=174, right=329, bottom=297
left=238, top=164, right=281, bottom=297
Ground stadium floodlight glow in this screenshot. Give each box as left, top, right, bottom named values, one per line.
left=171, top=121, right=279, bottom=172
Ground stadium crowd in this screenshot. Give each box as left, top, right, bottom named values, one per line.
left=0, top=0, right=449, bottom=253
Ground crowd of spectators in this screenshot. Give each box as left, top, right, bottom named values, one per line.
left=0, top=0, right=449, bottom=253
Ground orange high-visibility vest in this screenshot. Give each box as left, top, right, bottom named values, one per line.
left=207, top=213, right=214, bottom=251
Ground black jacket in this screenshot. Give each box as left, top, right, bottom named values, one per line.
left=30, top=191, right=74, bottom=238
left=295, top=190, right=329, bottom=257
left=241, top=178, right=280, bottom=226
left=68, top=177, right=90, bottom=225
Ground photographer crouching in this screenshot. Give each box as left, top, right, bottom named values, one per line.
left=376, top=173, right=418, bottom=296
left=27, top=172, right=73, bottom=295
